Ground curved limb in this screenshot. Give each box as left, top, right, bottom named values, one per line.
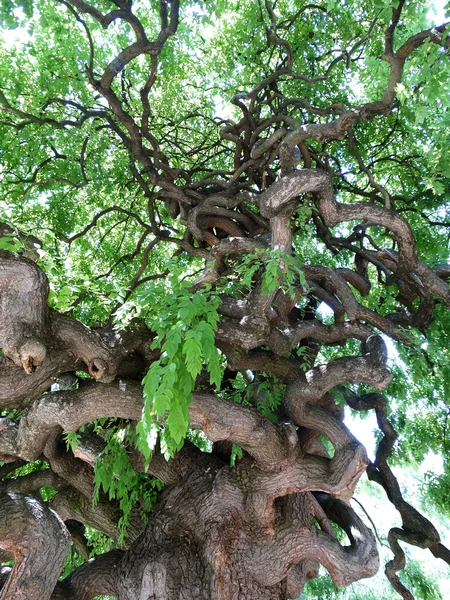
left=0, top=380, right=294, bottom=472
left=260, top=169, right=450, bottom=307
left=312, top=493, right=379, bottom=587
left=0, top=488, right=70, bottom=600
left=0, top=251, right=48, bottom=373
left=344, top=389, right=450, bottom=597
left=245, top=492, right=378, bottom=589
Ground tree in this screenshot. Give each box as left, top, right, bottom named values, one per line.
left=0, top=0, right=449, bottom=598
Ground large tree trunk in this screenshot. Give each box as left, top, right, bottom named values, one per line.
left=0, top=208, right=447, bottom=599
left=113, top=478, right=378, bottom=600
left=45, top=461, right=378, bottom=600
left=0, top=469, right=379, bottom=600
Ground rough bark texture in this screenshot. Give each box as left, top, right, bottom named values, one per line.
left=0, top=231, right=397, bottom=600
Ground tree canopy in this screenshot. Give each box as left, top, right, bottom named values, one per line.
left=0, top=1, right=450, bottom=599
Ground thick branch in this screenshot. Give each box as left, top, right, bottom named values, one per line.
left=191, top=393, right=296, bottom=470
left=261, top=169, right=450, bottom=308
left=284, top=336, right=392, bottom=426
left=246, top=493, right=378, bottom=588
left=51, top=549, right=124, bottom=600
left=0, top=381, right=296, bottom=472
left=0, top=349, right=80, bottom=410
left=345, top=389, right=450, bottom=597
left=0, top=251, right=48, bottom=373
left=0, top=488, right=70, bottom=600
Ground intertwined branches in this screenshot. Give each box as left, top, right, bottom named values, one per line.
left=0, top=1, right=450, bottom=598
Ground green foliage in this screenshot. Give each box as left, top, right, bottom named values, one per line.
left=93, top=425, right=163, bottom=543
left=400, top=560, right=443, bottom=600
left=303, top=569, right=343, bottom=598
left=219, top=369, right=286, bottom=424
left=302, top=559, right=444, bottom=600
left=423, top=470, right=450, bottom=518
left=3, top=458, right=48, bottom=478
left=186, top=428, right=212, bottom=452
left=63, top=430, right=80, bottom=453
left=137, top=278, right=222, bottom=459
left=225, top=248, right=306, bottom=299
left=230, top=443, right=243, bottom=467
left=0, top=235, right=23, bottom=252
left=252, top=377, right=285, bottom=422
left=0, top=0, right=33, bottom=28
left=60, top=544, right=84, bottom=579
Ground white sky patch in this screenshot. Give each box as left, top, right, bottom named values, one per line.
left=428, top=0, right=449, bottom=23
left=346, top=407, right=379, bottom=460
left=2, top=7, right=30, bottom=49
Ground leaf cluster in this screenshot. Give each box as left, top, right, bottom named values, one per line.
left=138, top=277, right=222, bottom=459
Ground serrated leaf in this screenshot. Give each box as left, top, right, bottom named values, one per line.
left=167, top=398, right=190, bottom=444
left=414, top=105, right=429, bottom=125
left=153, top=389, right=173, bottom=416
left=183, top=337, right=203, bottom=377
left=162, top=327, right=183, bottom=359
left=143, top=362, right=163, bottom=400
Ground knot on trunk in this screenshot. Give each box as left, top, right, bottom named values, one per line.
left=88, top=357, right=114, bottom=382
left=17, top=338, right=47, bottom=374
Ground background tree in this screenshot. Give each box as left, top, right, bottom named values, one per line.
left=0, top=0, right=450, bottom=598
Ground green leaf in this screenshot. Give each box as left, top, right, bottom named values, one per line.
left=414, top=105, right=429, bottom=125
left=167, top=397, right=190, bottom=444
left=183, top=337, right=203, bottom=378
left=0, top=235, right=23, bottom=252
